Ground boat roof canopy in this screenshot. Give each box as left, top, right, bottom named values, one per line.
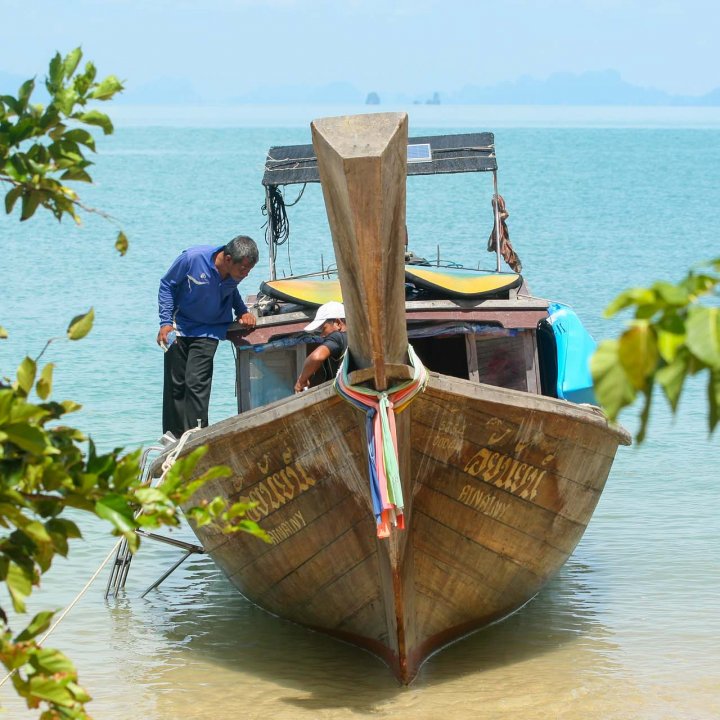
left=262, top=131, right=496, bottom=187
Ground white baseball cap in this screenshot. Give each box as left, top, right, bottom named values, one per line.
left=304, top=301, right=345, bottom=332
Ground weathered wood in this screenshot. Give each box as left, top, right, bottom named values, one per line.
left=347, top=363, right=414, bottom=386
left=156, top=372, right=628, bottom=684
left=311, top=113, right=409, bottom=390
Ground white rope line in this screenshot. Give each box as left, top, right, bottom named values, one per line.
left=159, top=426, right=201, bottom=480
left=0, top=538, right=122, bottom=689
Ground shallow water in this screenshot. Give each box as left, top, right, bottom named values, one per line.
left=0, top=106, right=718, bottom=718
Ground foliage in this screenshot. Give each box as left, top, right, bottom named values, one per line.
left=591, top=258, right=720, bottom=442
left=0, top=312, right=269, bottom=718
left=1, top=51, right=269, bottom=718
left=0, top=47, right=126, bottom=252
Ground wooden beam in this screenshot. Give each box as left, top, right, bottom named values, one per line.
left=311, top=113, right=410, bottom=390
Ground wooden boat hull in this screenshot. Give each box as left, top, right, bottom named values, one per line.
left=175, top=373, right=629, bottom=683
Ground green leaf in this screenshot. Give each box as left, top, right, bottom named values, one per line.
left=17, top=78, right=35, bottom=110
left=30, top=647, right=77, bottom=677
left=90, top=75, right=124, bottom=101
left=60, top=399, right=83, bottom=414
left=590, top=339, right=637, bottom=420
left=115, top=230, right=128, bottom=256
left=3, top=423, right=51, bottom=454
left=27, top=676, right=75, bottom=706
left=62, top=128, right=96, bottom=151
left=63, top=47, right=83, bottom=80
left=134, top=487, right=169, bottom=505
left=4, top=185, right=23, bottom=215
left=17, top=356, right=37, bottom=393
left=655, top=352, right=689, bottom=411
left=95, top=494, right=135, bottom=534
left=0, top=389, right=13, bottom=423
left=23, top=519, right=53, bottom=545
left=617, top=322, right=659, bottom=390
left=709, top=369, right=720, bottom=434
left=686, top=306, right=720, bottom=369
left=66, top=308, right=94, bottom=340
left=20, top=190, right=41, bottom=221
left=604, top=287, right=654, bottom=318
left=67, top=680, right=91, bottom=703
left=15, top=610, right=56, bottom=641
left=656, top=314, right=687, bottom=364
left=652, top=281, right=689, bottom=307
left=36, top=362, right=54, bottom=400
left=6, top=561, right=33, bottom=613
left=78, top=110, right=113, bottom=135
left=48, top=52, right=63, bottom=90
left=60, top=167, right=92, bottom=183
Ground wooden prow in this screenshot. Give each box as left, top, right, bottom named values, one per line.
left=311, top=113, right=409, bottom=391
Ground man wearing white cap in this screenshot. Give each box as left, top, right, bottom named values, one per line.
left=294, top=301, right=347, bottom=392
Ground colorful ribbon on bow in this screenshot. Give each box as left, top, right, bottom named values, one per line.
left=334, top=344, right=428, bottom=538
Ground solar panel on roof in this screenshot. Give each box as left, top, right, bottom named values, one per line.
left=407, top=143, right=432, bottom=163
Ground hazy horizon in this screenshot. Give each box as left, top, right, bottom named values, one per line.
left=1, top=0, right=718, bottom=104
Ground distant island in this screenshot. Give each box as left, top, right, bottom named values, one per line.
left=2, top=69, right=719, bottom=106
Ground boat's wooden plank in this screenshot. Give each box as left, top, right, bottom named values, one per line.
left=413, top=389, right=618, bottom=485
left=336, top=597, right=390, bottom=646
left=258, top=513, right=376, bottom=608
left=312, top=112, right=410, bottom=389
left=409, top=420, right=607, bottom=526
left=411, top=513, right=547, bottom=638
left=297, top=553, right=388, bottom=633
left=415, top=485, right=569, bottom=579
left=411, top=449, right=586, bottom=553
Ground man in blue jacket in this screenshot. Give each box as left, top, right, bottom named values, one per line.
left=157, top=235, right=259, bottom=437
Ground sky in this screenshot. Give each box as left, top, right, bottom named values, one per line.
left=1, top=0, right=718, bottom=100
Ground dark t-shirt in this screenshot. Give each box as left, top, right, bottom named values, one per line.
left=321, top=330, right=348, bottom=379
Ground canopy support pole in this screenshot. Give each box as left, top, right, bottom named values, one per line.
left=492, top=170, right=502, bottom=272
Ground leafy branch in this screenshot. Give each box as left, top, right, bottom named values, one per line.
left=1, top=47, right=128, bottom=255
left=0, top=312, right=268, bottom=717
left=591, top=258, right=720, bottom=441
left=1, top=50, right=268, bottom=718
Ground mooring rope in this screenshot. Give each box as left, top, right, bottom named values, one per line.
left=334, top=344, right=428, bottom=538
left=0, top=538, right=122, bottom=689
left=159, top=426, right=201, bottom=479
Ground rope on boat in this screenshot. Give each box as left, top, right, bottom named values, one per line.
left=159, top=425, right=201, bottom=480
left=334, top=344, right=428, bottom=538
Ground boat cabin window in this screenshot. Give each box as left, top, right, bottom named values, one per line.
left=236, top=346, right=305, bottom=412
left=469, top=331, right=539, bottom=393
left=412, top=335, right=469, bottom=380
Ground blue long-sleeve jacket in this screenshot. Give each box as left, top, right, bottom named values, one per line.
left=158, top=245, right=249, bottom=340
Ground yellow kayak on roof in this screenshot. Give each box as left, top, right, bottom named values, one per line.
left=260, top=278, right=342, bottom=307
left=405, top=266, right=522, bottom=298
left=260, top=267, right=522, bottom=306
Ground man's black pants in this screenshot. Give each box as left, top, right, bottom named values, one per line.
left=163, top=336, right=219, bottom=437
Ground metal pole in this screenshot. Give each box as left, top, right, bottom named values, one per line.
left=492, top=170, right=502, bottom=272
left=140, top=550, right=194, bottom=599
left=265, top=186, right=277, bottom=280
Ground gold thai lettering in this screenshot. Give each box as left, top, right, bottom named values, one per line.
left=486, top=418, right=514, bottom=445
left=242, top=459, right=317, bottom=522
left=458, top=484, right=509, bottom=520
left=268, top=511, right=307, bottom=544
left=463, top=448, right=546, bottom=501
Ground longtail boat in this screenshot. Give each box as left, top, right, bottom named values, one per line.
left=156, top=113, right=630, bottom=683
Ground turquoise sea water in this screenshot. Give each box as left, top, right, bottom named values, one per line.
left=0, top=105, right=718, bottom=719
